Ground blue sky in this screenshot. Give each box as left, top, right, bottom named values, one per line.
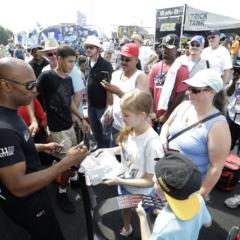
left=1, top=0, right=239, bottom=33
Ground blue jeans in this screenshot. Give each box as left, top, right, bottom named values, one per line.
left=88, top=106, right=109, bottom=148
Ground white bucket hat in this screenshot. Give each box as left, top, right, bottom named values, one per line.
left=84, top=35, right=101, bottom=48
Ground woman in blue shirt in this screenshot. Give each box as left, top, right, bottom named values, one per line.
left=160, top=69, right=231, bottom=201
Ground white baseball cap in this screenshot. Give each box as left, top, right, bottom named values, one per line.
left=184, top=69, right=223, bottom=93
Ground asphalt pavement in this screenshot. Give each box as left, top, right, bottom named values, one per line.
left=1, top=169, right=240, bottom=240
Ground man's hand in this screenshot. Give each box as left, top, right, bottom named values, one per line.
left=28, top=120, right=38, bottom=137
left=158, top=114, right=168, bottom=124
left=42, top=142, right=63, bottom=154
left=101, top=80, right=123, bottom=97
left=63, top=142, right=89, bottom=167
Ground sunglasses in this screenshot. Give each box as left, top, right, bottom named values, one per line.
left=121, top=56, right=132, bottom=62
left=188, top=86, right=211, bottom=94
left=190, top=43, right=201, bottom=47
left=1, top=77, right=38, bottom=90
left=46, top=52, right=57, bottom=57
left=85, top=45, right=95, bottom=50
left=208, top=35, right=216, bottom=40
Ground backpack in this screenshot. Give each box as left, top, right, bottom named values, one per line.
left=216, top=154, right=240, bottom=191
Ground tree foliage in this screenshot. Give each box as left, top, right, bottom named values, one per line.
left=0, top=26, right=13, bottom=45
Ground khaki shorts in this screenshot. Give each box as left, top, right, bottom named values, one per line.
left=50, top=125, right=77, bottom=159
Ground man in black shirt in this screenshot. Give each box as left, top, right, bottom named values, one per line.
left=0, top=57, right=88, bottom=240
left=37, top=46, right=89, bottom=213
left=28, top=45, right=49, bottom=78
left=84, top=36, right=113, bottom=148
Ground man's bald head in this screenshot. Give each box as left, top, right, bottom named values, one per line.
left=0, top=58, right=37, bottom=109
left=0, top=57, right=35, bottom=83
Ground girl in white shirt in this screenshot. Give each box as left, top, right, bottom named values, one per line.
left=103, top=89, right=163, bottom=236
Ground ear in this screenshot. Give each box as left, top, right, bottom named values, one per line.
left=140, top=111, right=147, bottom=120
left=57, top=56, right=62, bottom=62
left=0, top=80, right=12, bottom=92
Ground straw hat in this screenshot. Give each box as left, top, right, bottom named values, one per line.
left=39, top=39, right=59, bottom=53
left=131, top=34, right=144, bottom=43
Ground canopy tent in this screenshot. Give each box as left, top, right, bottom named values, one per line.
left=155, top=4, right=240, bottom=44
left=184, top=5, right=240, bottom=31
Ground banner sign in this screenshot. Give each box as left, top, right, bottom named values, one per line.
left=38, top=24, right=97, bottom=47
left=155, top=6, right=184, bottom=43
left=184, top=6, right=240, bottom=31
left=156, top=6, right=184, bottom=18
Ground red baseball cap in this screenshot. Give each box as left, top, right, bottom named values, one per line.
left=120, top=43, right=139, bottom=57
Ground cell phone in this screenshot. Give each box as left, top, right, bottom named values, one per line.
left=101, top=71, right=110, bottom=82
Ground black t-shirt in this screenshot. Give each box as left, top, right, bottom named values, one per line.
left=28, top=58, right=49, bottom=78
left=37, top=70, right=74, bottom=131
left=87, top=55, right=113, bottom=108
left=0, top=106, right=42, bottom=205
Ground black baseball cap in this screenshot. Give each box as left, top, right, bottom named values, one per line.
left=160, top=34, right=180, bottom=49
left=155, top=151, right=201, bottom=220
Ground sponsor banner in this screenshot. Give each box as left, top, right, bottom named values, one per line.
left=156, top=6, right=184, bottom=18
left=184, top=6, right=240, bottom=31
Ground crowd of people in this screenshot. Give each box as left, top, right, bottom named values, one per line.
left=0, top=29, right=239, bottom=240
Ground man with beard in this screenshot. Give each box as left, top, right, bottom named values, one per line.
left=101, top=43, right=148, bottom=146
left=149, top=34, right=188, bottom=132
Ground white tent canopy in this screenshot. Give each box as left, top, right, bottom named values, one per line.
left=184, top=5, right=240, bottom=31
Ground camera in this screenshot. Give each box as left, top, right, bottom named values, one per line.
left=233, top=64, right=240, bottom=76
left=101, top=71, right=110, bottom=82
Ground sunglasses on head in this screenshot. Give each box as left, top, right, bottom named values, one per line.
left=208, top=35, right=216, bottom=40
left=188, top=86, right=211, bottom=94
left=85, top=45, right=95, bottom=50
left=190, top=42, right=201, bottom=48
left=121, top=56, right=132, bottom=62
left=1, top=77, right=38, bottom=90
left=46, top=52, right=57, bottom=57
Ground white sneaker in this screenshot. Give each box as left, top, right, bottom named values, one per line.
left=120, top=224, right=133, bottom=236
left=224, top=194, right=240, bottom=208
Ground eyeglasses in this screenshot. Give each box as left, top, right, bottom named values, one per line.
left=0, top=77, right=38, bottom=90
left=188, top=86, right=211, bottom=94
left=190, top=43, right=201, bottom=48
left=85, top=45, right=95, bottom=50
left=46, top=52, right=57, bottom=57
left=208, top=35, right=216, bottom=40
left=121, top=56, right=132, bottom=62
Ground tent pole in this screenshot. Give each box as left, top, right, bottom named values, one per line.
left=180, top=4, right=187, bottom=48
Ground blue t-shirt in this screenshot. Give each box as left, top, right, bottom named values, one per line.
left=169, top=101, right=226, bottom=180
left=69, top=65, right=85, bottom=116
left=150, top=194, right=211, bottom=240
